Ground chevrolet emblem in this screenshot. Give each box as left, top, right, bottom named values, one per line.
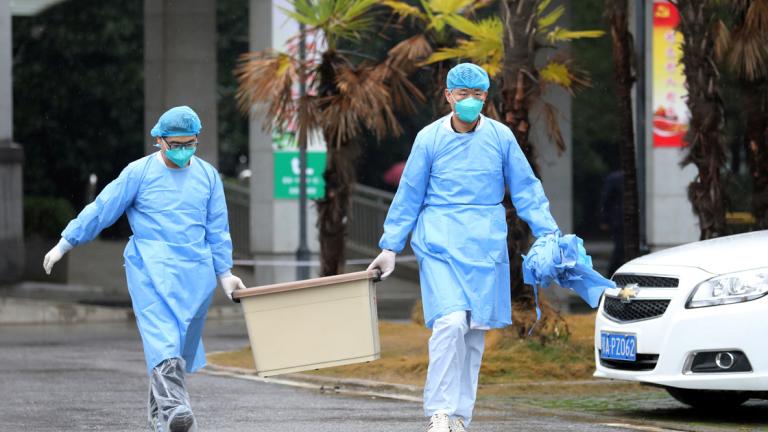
left=617, top=283, right=639, bottom=303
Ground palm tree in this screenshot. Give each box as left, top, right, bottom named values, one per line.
left=718, top=0, right=768, bottom=229
left=236, top=0, right=424, bottom=276
left=382, top=0, right=494, bottom=116
left=605, top=0, right=640, bottom=263
left=671, top=0, right=728, bottom=240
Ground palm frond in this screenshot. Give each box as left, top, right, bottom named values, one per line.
left=426, top=15, right=448, bottom=33
left=282, top=0, right=380, bottom=49
left=744, top=0, right=768, bottom=33
left=537, top=4, right=565, bottom=32
left=541, top=102, right=566, bottom=155
left=537, top=0, right=554, bottom=15
left=725, top=0, right=768, bottom=80
left=423, top=15, right=502, bottom=74
left=375, top=61, right=427, bottom=115
left=321, top=64, right=404, bottom=148
left=714, top=19, right=731, bottom=63
left=428, top=0, right=477, bottom=14
left=381, top=0, right=426, bottom=20
left=341, top=0, right=380, bottom=24
left=443, top=14, right=502, bottom=40
left=420, top=0, right=436, bottom=23
left=421, top=46, right=471, bottom=64
left=546, top=27, right=605, bottom=44
left=235, top=51, right=307, bottom=132
left=387, top=34, right=434, bottom=73
left=539, top=60, right=589, bottom=94
left=728, top=30, right=768, bottom=81
left=422, top=41, right=501, bottom=76
left=461, top=0, right=495, bottom=15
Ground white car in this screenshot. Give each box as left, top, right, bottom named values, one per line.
left=594, top=230, right=768, bottom=408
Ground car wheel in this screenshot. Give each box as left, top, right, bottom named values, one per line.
left=666, top=387, right=749, bottom=409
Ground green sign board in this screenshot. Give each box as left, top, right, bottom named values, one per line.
left=273, top=150, right=326, bottom=199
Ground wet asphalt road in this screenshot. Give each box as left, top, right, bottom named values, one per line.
left=0, top=319, right=640, bottom=432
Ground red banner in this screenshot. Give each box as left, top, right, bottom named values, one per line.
left=652, top=1, right=689, bottom=147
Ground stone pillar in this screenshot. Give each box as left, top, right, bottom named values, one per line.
left=531, top=0, right=573, bottom=234
left=0, top=0, right=25, bottom=283
left=532, top=87, right=573, bottom=234
left=248, top=0, right=319, bottom=285
left=144, top=0, right=218, bottom=167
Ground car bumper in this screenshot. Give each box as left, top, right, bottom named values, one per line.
left=594, top=264, right=768, bottom=391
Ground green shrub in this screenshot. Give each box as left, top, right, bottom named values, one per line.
left=24, top=196, right=75, bottom=239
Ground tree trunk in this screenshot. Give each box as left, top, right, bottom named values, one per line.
left=747, top=90, right=768, bottom=229
left=606, top=0, right=640, bottom=262
left=315, top=50, right=357, bottom=276
left=500, top=0, right=539, bottom=308
left=316, top=139, right=359, bottom=276
left=672, top=0, right=728, bottom=240
left=743, top=86, right=768, bottom=229
left=730, top=2, right=768, bottom=230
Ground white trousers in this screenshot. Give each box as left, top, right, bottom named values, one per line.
left=423, top=311, right=486, bottom=425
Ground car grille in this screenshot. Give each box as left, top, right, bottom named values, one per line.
left=603, top=297, right=670, bottom=322
left=600, top=353, right=659, bottom=371
left=612, top=274, right=679, bottom=288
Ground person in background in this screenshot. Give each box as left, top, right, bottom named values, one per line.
left=600, top=169, right=624, bottom=275
left=42, top=106, right=246, bottom=432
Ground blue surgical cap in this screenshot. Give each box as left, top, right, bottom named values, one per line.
left=150, top=106, right=202, bottom=137
left=446, top=63, right=490, bottom=91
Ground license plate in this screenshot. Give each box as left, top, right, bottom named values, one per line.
left=600, top=332, right=637, bottom=361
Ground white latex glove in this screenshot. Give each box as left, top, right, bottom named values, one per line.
left=219, top=272, right=247, bottom=302
left=43, top=238, right=73, bottom=275
left=367, top=249, right=396, bottom=280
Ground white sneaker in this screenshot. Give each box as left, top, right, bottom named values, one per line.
left=450, top=417, right=467, bottom=432
left=426, top=413, right=451, bottom=432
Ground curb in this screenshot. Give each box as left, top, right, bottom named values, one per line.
left=202, top=362, right=423, bottom=402
left=0, top=296, right=242, bottom=325
left=0, top=297, right=134, bottom=325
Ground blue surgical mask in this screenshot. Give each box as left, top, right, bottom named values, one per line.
left=165, top=147, right=196, bottom=167
left=453, top=97, right=484, bottom=123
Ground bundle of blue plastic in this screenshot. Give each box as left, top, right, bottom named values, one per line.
left=522, top=233, right=616, bottom=323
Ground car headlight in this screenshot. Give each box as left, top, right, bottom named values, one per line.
left=687, top=267, right=768, bottom=308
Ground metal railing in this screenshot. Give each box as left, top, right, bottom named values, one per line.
left=347, top=183, right=393, bottom=257
left=223, top=181, right=418, bottom=275
left=347, top=184, right=419, bottom=276
left=223, top=181, right=251, bottom=257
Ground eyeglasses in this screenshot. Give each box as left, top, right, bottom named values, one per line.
left=451, top=89, right=486, bottom=99
left=162, top=137, right=198, bottom=151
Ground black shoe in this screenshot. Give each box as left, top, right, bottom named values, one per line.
left=168, top=407, right=195, bottom=432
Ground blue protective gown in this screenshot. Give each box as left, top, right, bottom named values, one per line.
left=379, top=115, right=559, bottom=329
left=62, top=152, right=233, bottom=374
left=523, top=233, right=615, bottom=308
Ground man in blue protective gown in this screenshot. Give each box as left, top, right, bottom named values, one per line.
left=368, top=64, right=561, bottom=432
left=42, top=106, right=246, bottom=432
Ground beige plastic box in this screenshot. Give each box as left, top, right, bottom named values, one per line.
left=232, top=270, right=381, bottom=377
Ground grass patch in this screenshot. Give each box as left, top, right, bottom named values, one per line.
left=208, top=313, right=602, bottom=388
left=523, top=390, right=670, bottom=412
